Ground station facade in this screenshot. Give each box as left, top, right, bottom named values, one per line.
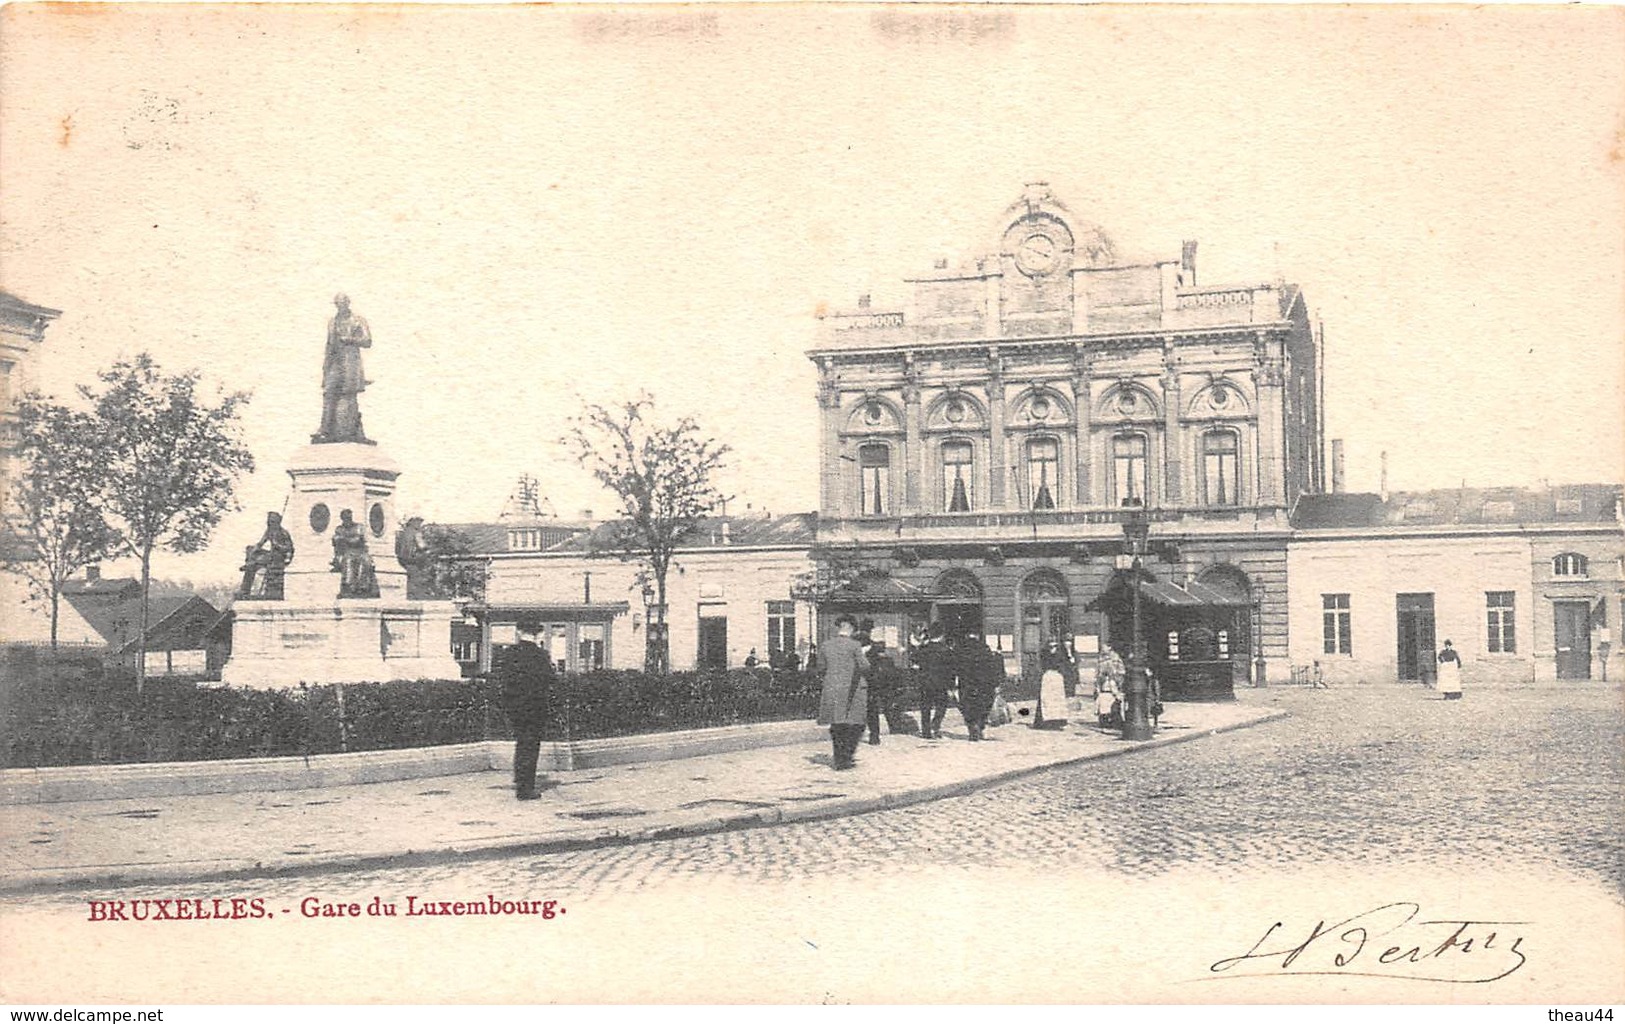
left=805, top=183, right=1323, bottom=696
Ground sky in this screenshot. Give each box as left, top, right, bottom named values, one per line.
left=2, top=4, right=1622, bottom=584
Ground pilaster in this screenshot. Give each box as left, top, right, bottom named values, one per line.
left=1071, top=346, right=1093, bottom=505
left=1161, top=349, right=1182, bottom=504
left=986, top=348, right=1006, bottom=507
left=903, top=351, right=923, bottom=511
left=817, top=359, right=843, bottom=515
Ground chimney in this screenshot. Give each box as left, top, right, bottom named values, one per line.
left=580, top=509, right=593, bottom=521
left=857, top=294, right=871, bottom=310
left=934, top=258, right=948, bottom=270
left=1330, top=439, right=1346, bottom=494
left=1380, top=451, right=1389, bottom=502
left=1181, top=240, right=1198, bottom=286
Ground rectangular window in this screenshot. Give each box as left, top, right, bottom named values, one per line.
left=1202, top=431, right=1239, bottom=506
left=1113, top=434, right=1148, bottom=506
left=942, top=441, right=974, bottom=512
left=859, top=445, right=890, bottom=516
left=1027, top=438, right=1059, bottom=510
left=577, top=623, right=605, bottom=671
left=1486, top=591, right=1516, bottom=653
left=766, top=600, right=796, bottom=657
left=1322, top=593, right=1352, bottom=655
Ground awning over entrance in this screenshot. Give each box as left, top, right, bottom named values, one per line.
left=824, top=575, right=936, bottom=606
left=469, top=602, right=631, bottom=622
left=1085, top=572, right=1251, bottom=611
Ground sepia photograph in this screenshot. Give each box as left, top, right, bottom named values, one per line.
left=0, top=2, right=1621, bottom=1010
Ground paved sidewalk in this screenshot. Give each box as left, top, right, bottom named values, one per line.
left=0, top=700, right=1283, bottom=893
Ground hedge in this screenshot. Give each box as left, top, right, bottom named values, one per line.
left=0, top=666, right=850, bottom=769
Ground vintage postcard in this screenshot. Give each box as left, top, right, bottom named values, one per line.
left=0, top=2, right=1621, bottom=1010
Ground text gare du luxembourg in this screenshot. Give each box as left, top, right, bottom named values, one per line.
left=85, top=896, right=565, bottom=921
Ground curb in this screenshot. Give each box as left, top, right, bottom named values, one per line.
left=0, top=707, right=1288, bottom=896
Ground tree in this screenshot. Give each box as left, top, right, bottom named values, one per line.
left=563, top=393, right=730, bottom=674
left=0, top=397, right=113, bottom=650
left=791, top=539, right=868, bottom=604
left=78, top=354, right=254, bottom=692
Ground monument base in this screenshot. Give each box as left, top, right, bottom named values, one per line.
left=221, top=600, right=462, bottom=689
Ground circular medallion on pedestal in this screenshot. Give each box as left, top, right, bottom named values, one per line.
left=309, top=503, right=331, bottom=534
left=369, top=503, right=386, bottom=537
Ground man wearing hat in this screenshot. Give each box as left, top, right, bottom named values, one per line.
left=816, top=614, right=869, bottom=771
left=499, top=618, right=556, bottom=800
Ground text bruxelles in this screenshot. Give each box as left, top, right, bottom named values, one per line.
left=87, top=898, right=270, bottom=921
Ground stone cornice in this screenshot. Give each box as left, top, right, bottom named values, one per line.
left=807, top=323, right=1290, bottom=361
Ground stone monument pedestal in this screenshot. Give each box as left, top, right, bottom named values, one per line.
left=221, top=441, right=462, bottom=688
left=221, top=599, right=461, bottom=687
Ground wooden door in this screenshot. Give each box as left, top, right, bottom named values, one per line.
left=1396, top=593, right=1436, bottom=682
left=1554, top=601, right=1592, bottom=680
left=697, top=615, right=728, bottom=671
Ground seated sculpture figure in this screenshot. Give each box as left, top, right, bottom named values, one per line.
left=238, top=511, right=295, bottom=600
left=330, top=509, right=380, bottom=599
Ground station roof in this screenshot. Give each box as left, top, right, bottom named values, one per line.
left=1292, top=484, right=1623, bottom=530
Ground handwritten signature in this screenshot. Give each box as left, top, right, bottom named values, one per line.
left=1208, top=902, right=1528, bottom=984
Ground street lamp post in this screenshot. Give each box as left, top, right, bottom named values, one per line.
left=1120, top=501, right=1155, bottom=741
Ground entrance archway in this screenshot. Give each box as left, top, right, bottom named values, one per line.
left=1019, top=569, right=1070, bottom=683
left=1197, top=564, right=1253, bottom=685
left=930, top=568, right=984, bottom=640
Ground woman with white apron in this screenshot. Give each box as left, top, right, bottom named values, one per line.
left=1436, top=640, right=1464, bottom=700
left=1035, top=640, right=1071, bottom=729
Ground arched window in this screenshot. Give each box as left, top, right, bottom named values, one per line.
left=1201, top=430, right=1239, bottom=506
left=942, top=441, right=974, bottom=512
left=1026, top=437, right=1059, bottom=510
left=858, top=444, right=891, bottom=516
left=1112, top=433, right=1148, bottom=506
left=1553, top=552, right=1589, bottom=577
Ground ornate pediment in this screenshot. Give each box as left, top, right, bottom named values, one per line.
left=1009, top=385, right=1074, bottom=428
left=843, top=395, right=905, bottom=434
left=1186, top=378, right=1253, bottom=419
left=924, top=390, right=988, bottom=431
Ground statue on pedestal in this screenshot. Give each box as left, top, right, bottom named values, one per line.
left=331, top=509, right=380, bottom=598
left=395, top=516, right=431, bottom=598
left=237, top=512, right=295, bottom=600
left=313, top=293, right=373, bottom=444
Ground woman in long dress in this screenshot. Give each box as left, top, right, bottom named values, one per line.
left=1095, top=646, right=1125, bottom=727
left=1035, top=639, right=1071, bottom=729
left=1436, top=640, right=1464, bottom=700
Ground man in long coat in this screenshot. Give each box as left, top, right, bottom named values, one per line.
left=957, top=631, right=1001, bottom=741
left=498, top=619, right=556, bottom=800
left=912, top=621, right=955, bottom=740
left=816, top=614, right=868, bottom=771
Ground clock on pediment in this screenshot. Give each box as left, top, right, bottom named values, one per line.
left=1004, top=214, right=1074, bottom=279
left=1015, top=231, right=1061, bottom=277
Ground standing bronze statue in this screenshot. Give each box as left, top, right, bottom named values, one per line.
left=238, top=512, right=295, bottom=600
left=330, top=509, right=380, bottom=598
left=313, top=293, right=373, bottom=444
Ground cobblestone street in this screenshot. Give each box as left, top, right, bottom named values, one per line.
left=6, top=685, right=1622, bottom=1003
left=15, top=685, right=1621, bottom=907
